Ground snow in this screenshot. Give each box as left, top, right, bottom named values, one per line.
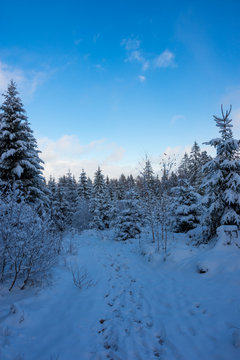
left=0, top=230, right=240, bottom=360
left=1, top=149, right=16, bottom=161
left=12, top=164, right=24, bottom=178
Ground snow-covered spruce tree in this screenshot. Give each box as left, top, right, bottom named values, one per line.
left=188, top=142, right=202, bottom=189
left=0, top=81, right=48, bottom=205
left=57, top=171, right=78, bottom=229
left=202, top=105, right=240, bottom=239
left=90, top=167, right=111, bottom=230
left=139, top=157, right=155, bottom=197
left=65, top=170, right=78, bottom=220
left=73, top=197, right=92, bottom=231
left=73, top=169, right=92, bottom=231
left=48, top=176, right=57, bottom=218
left=117, top=174, right=128, bottom=200
left=139, top=158, right=160, bottom=243
left=178, top=153, right=191, bottom=182
left=78, top=169, right=91, bottom=200
left=54, top=181, right=68, bottom=232
left=171, top=181, right=200, bottom=233
left=47, top=176, right=66, bottom=235
left=115, top=189, right=142, bottom=241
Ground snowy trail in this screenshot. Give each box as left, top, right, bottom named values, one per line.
left=0, top=233, right=239, bottom=360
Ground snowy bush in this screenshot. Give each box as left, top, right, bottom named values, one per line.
left=0, top=190, right=60, bottom=291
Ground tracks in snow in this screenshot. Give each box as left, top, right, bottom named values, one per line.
left=89, top=242, right=220, bottom=360
left=1, top=237, right=238, bottom=360
left=90, top=248, right=168, bottom=360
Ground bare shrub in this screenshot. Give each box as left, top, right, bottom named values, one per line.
left=68, top=262, right=95, bottom=290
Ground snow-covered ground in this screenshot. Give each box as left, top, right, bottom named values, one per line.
left=1, top=230, right=240, bottom=360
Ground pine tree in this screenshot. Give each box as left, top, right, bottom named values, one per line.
left=90, top=167, right=111, bottom=230
left=48, top=176, right=57, bottom=219
left=117, top=174, right=127, bottom=200
left=178, top=153, right=191, bottom=182
left=189, top=142, right=202, bottom=189
left=93, top=167, right=105, bottom=194
left=59, top=171, right=78, bottom=227
left=47, top=176, right=65, bottom=233
left=171, top=182, right=200, bottom=233
left=115, top=189, right=142, bottom=241
left=139, top=158, right=159, bottom=241
left=202, top=106, right=240, bottom=238
left=0, top=81, right=47, bottom=205
left=126, top=174, right=135, bottom=191
left=141, top=157, right=155, bottom=197
left=78, top=169, right=91, bottom=200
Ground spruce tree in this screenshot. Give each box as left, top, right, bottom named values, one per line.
left=178, top=153, right=191, bottom=182
left=202, top=106, right=240, bottom=238
left=189, top=142, right=202, bottom=189
left=90, top=167, right=111, bottom=230
left=93, top=166, right=105, bottom=194
left=0, top=81, right=47, bottom=204
left=78, top=169, right=91, bottom=200
left=141, top=157, right=155, bottom=197
left=58, top=171, right=78, bottom=228
left=115, top=189, right=142, bottom=241
left=171, top=182, right=200, bottom=233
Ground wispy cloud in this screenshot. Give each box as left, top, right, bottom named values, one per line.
left=121, top=37, right=176, bottom=73
left=38, top=135, right=133, bottom=179
left=0, top=60, right=51, bottom=97
left=121, top=38, right=141, bottom=50
left=121, top=37, right=149, bottom=71
left=126, top=50, right=149, bottom=72
left=154, top=50, right=176, bottom=68
left=138, top=75, right=146, bottom=83
left=0, top=61, right=24, bottom=92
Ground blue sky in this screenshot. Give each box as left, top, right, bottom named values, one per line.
left=1, top=0, right=240, bottom=178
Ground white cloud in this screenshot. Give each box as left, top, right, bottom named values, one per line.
left=126, top=50, right=149, bottom=72
left=0, top=60, right=50, bottom=97
left=154, top=50, right=176, bottom=68
left=127, top=50, right=142, bottom=62
left=0, top=61, right=25, bottom=92
left=161, top=145, right=191, bottom=159
left=121, top=38, right=176, bottom=73
left=37, top=135, right=136, bottom=179
left=155, top=144, right=214, bottom=174
left=121, top=38, right=149, bottom=72
left=142, top=61, right=150, bottom=71
left=39, top=135, right=215, bottom=181
left=121, top=38, right=141, bottom=50
left=138, top=75, right=146, bottom=83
